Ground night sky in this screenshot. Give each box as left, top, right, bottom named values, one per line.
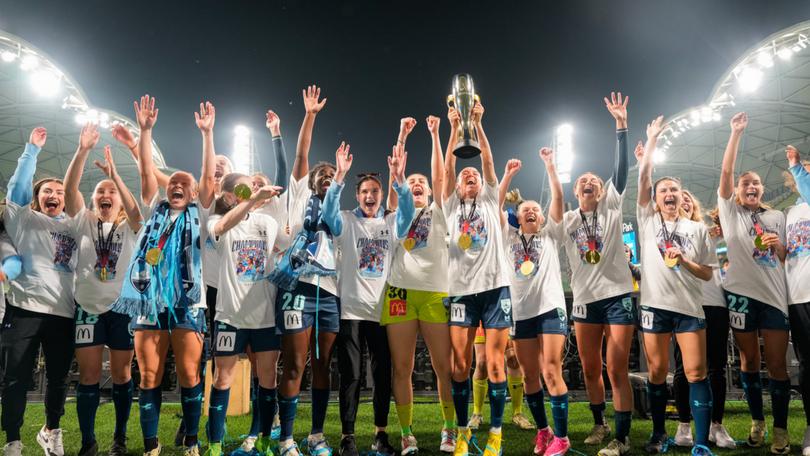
left=1, top=0, right=808, bottom=204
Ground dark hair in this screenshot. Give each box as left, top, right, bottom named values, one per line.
left=31, top=178, right=63, bottom=212
left=355, top=173, right=382, bottom=193
left=214, top=172, right=249, bottom=215
left=308, top=162, right=336, bottom=193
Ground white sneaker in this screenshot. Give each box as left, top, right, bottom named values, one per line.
left=802, top=425, right=810, bottom=456
left=37, top=426, right=65, bottom=456
left=401, top=434, right=418, bottom=455
left=597, top=438, right=630, bottom=456
left=3, top=441, right=23, bottom=456
left=241, top=435, right=258, bottom=452
left=440, top=428, right=456, bottom=453
left=674, top=422, right=694, bottom=447
left=709, top=423, right=737, bottom=450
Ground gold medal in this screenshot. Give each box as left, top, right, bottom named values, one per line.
left=664, top=256, right=679, bottom=269
left=585, top=249, right=601, bottom=265
left=458, top=233, right=472, bottom=250
left=145, top=248, right=162, bottom=266
left=520, top=260, right=535, bottom=276
left=403, top=237, right=416, bottom=251
left=754, top=234, right=768, bottom=251
left=234, top=183, right=252, bottom=201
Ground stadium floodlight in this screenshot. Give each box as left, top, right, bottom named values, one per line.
left=652, top=149, right=665, bottom=164
left=777, top=47, right=793, bottom=60
left=233, top=125, right=253, bottom=174
left=74, top=113, right=86, bottom=125
left=756, top=51, right=774, bottom=68
left=20, top=54, right=38, bottom=71
left=29, top=69, right=61, bottom=97
left=1, top=51, right=16, bottom=62
left=737, top=66, right=763, bottom=93
left=553, top=123, right=574, bottom=184
left=700, top=106, right=713, bottom=122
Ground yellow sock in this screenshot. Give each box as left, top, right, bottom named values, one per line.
left=396, top=403, right=413, bottom=436
left=473, top=377, right=488, bottom=415
left=440, top=399, right=456, bottom=429
left=508, top=375, right=524, bottom=416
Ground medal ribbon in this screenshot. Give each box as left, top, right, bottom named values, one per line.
left=519, top=232, right=536, bottom=262
left=96, top=219, right=119, bottom=268
left=659, top=212, right=680, bottom=250
left=579, top=204, right=599, bottom=250
left=749, top=209, right=766, bottom=236
left=153, top=215, right=180, bottom=255
left=407, top=207, right=427, bottom=240
left=459, top=198, right=477, bottom=234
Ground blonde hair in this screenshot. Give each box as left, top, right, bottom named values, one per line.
left=681, top=189, right=703, bottom=222
left=734, top=171, right=771, bottom=210
left=93, top=179, right=127, bottom=224
left=574, top=172, right=605, bottom=198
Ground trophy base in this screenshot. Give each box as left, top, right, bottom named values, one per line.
left=453, top=139, right=481, bottom=159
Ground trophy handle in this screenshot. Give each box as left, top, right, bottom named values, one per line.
left=474, top=94, right=481, bottom=103
left=446, top=94, right=455, bottom=109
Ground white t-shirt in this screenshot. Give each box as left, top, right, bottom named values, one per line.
left=288, top=174, right=338, bottom=296
left=388, top=201, right=449, bottom=293
left=207, top=213, right=279, bottom=329
left=561, top=181, right=634, bottom=306
left=4, top=202, right=79, bottom=318
left=637, top=202, right=716, bottom=318
left=334, top=211, right=399, bottom=321
left=504, top=220, right=566, bottom=322
left=717, top=192, right=787, bottom=313
left=785, top=202, right=810, bottom=305
left=444, top=181, right=510, bottom=296
left=0, top=230, right=18, bottom=322
left=72, top=209, right=138, bottom=315
left=701, top=237, right=727, bottom=308
left=143, top=197, right=210, bottom=308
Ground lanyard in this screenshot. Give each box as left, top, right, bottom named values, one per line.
left=659, top=212, right=680, bottom=249
left=749, top=208, right=766, bottom=235
left=96, top=219, right=119, bottom=266
left=580, top=204, right=599, bottom=250
left=460, top=198, right=477, bottom=232
left=407, top=207, right=427, bottom=238
left=519, top=233, right=536, bottom=260
left=157, top=215, right=180, bottom=251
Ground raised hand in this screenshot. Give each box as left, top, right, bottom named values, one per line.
left=400, top=117, right=417, bottom=137
left=539, top=147, right=555, bottom=166
left=195, top=101, right=216, bottom=133
left=111, top=123, right=138, bottom=150
left=79, top=122, right=101, bottom=151
left=471, top=101, right=485, bottom=126
left=29, top=127, right=47, bottom=148
left=504, top=158, right=522, bottom=177
left=730, top=112, right=748, bottom=134
left=93, top=145, right=117, bottom=178
left=303, top=85, right=327, bottom=114
left=604, top=92, right=629, bottom=128
left=786, top=145, right=801, bottom=167
left=448, top=107, right=461, bottom=130
left=388, top=143, right=408, bottom=185
left=426, top=115, right=440, bottom=135
left=335, top=141, right=353, bottom=182
left=134, top=95, right=159, bottom=130
left=265, top=110, right=281, bottom=136
left=646, top=115, right=664, bottom=140
left=634, top=140, right=645, bottom=162
left=253, top=185, right=283, bottom=201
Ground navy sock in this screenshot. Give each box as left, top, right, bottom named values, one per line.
left=647, top=381, right=668, bottom=436
left=76, top=383, right=100, bottom=446
left=770, top=378, right=790, bottom=429
left=488, top=380, right=508, bottom=428
left=259, top=387, right=278, bottom=437
left=112, top=380, right=133, bottom=440
left=740, top=371, right=765, bottom=421
left=248, top=377, right=261, bottom=437
left=311, top=387, right=330, bottom=435
left=451, top=379, right=471, bottom=427
left=138, top=386, right=162, bottom=442
left=207, top=387, right=230, bottom=443
left=277, top=393, right=298, bottom=441
left=614, top=410, right=632, bottom=443
left=590, top=402, right=606, bottom=425
left=180, top=382, right=203, bottom=446
left=526, top=390, right=548, bottom=429
left=689, top=378, right=713, bottom=446
left=550, top=393, right=569, bottom=438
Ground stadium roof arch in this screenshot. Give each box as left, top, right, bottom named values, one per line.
left=0, top=29, right=168, bottom=200
left=623, top=20, right=810, bottom=219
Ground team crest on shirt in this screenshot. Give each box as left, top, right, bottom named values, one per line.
left=232, top=239, right=267, bottom=282
left=51, top=231, right=78, bottom=272
left=129, top=257, right=152, bottom=293
left=357, top=237, right=389, bottom=278
left=457, top=210, right=488, bottom=250
left=787, top=218, right=810, bottom=259
left=500, top=297, right=512, bottom=316
left=569, top=223, right=604, bottom=264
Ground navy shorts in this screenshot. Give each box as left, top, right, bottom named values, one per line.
left=213, top=321, right=280, bottom=356
left=130, top=307, right=207, bottom=333
left=723, top=290, right=789, bottom=332
left=571, top=293, right=635, bottom=325
left=447, top=286, right=512, bottom=329
left=512, top=308, right=569, bottom=339
left=74, top=304, right=134, bottom=350
left=638, top=306, right=705, bottom=334
left=275, top=281, right=341, bottom=335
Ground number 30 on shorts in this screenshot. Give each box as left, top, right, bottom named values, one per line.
left=281, top=292, right=305, bottom=311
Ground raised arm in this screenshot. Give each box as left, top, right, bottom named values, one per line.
left=63, top=123, right=101, bottom=216
left=322, top=142, right=352, bottom=236
left=134, top=95, right=160, bottom=205
left=111, top=123, right=170, bottom=190
left=7, top=127, right=47, bottom=206
left=265, top=110, right=289, bottom=189
left=387, top=117, right=417, bottom=210
left=293, top=85, right=327, bottom=180
left=443, top=107, right=461, bottom=200
left=195, top=101, right=217, bottom=209
left=637, top=116, right=664, bottom=207
left=94, top=145, right=143, bottom=232
left=426, top=115, right=444, bottom=208
left=473, top=102, right=497, bottom=186
left=787, top=145, right=810, bottom=202
left=540, top=147, right=564, bottom=223
left=719, top=112, right=748, bottom=200
left=499, top=159, right=521, bottom=227
left=604, top=92, right=630, bottom=193
left=388, top=143, right=414, bottom=238
left=213, top=185, right=281, bottom=237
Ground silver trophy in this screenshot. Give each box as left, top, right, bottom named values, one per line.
left=446, top=74, right=482, bottom=159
